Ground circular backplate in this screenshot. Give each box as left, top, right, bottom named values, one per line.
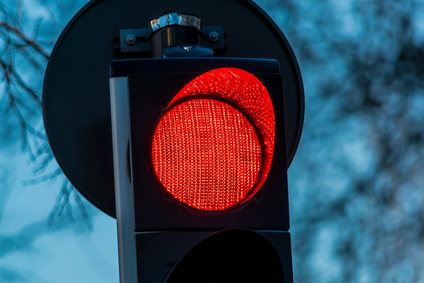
left=43, top=0, right=304, bottom=218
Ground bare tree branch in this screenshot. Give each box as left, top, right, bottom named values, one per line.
left=0, top=21, right=50, bottom=60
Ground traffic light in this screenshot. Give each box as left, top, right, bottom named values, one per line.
left=110, top=58, right=292, bottom=282
left=42, top=0, right=304, bottom=282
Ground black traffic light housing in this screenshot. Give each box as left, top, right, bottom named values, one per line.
left=110, top=57, right=292, bottom=282
left=140, top=229, right=291, bottom=282
left=116, top=58, right=288, bottom=231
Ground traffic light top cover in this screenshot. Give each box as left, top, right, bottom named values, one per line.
left=110, top=58, right=280, bottom=77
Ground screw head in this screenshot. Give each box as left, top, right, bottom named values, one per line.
left=125, top=34, right=136, bottom=45
left=209, top=31, right=219, bottom=42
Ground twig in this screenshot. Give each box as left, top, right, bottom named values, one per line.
left=0, top=21, right=50, bottom=60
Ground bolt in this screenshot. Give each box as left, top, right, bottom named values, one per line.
left=209, top=31, right=219, bottom=42
left=125, top=34, right=136, bottom=45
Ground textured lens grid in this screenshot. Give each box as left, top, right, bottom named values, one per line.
left=151, top=68, right=275, bottom=211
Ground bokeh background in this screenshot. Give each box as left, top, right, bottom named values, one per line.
left=1, top=0, right=423, bottom=282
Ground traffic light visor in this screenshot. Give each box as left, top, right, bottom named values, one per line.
left=151, top=68, right=275, bottom=211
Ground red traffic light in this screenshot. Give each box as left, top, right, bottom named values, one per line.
left=110, top=57, right=296, bottom=282
left=42, top=0, right=304, bottom=280
left=151, top=68, right=275, bottom=211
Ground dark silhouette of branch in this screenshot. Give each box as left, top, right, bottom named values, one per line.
left=0, top=21, right=50, bottom=60
left=0, top=0, right=93, bottom=232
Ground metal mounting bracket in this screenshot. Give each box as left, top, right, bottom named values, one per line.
left=115, top=26, right=226, bottom=55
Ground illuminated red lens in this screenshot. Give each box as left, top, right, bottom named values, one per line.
left=151, top=68, right=275, bottom=211
left=152, top=99, right=261, bottom=211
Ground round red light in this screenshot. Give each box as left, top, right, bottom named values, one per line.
left=152, top=98, right=262, bottom=211
left=151, top=68, right=275, bottom=211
